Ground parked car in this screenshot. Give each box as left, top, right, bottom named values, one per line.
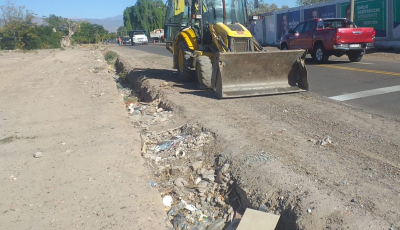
left=121, top=36, right=131, bottom=45
left=280, top=18, right=375, bottom=63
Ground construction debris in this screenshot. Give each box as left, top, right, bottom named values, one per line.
left=236, top=208, right=280, bottom=230
left=140, top=122, right=237, bottom=229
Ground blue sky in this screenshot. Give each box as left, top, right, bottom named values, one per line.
left=2, top=0, right=297, bottom=19
left=2, top=0, right=135, bottom=19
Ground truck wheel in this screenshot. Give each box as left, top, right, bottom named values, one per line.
left=348, top=51, right=363, bottom=62
left=177, top=41, right=195, bottom=81
left=281, top=44, right=288, bottom=50
left=314, top=44, right=329, bottom=64
left=196, top=56, right=213, bottom=90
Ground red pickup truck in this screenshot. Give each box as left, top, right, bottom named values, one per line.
left=280, top=18, right=375, bottom=63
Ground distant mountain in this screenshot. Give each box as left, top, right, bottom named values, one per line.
left=33, top=15, right=123, bottom=33
left=82, top=15, right=123, bottom=33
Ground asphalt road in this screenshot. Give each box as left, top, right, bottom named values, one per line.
left=306, top=56, right=400, bottom=120
left=122, top=43, right=400, bottom=120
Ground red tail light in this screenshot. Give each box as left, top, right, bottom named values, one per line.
left=372, top=30, right=376, bottom=40
left=336, top=31, right=341, bottom=43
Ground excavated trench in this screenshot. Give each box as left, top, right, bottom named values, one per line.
left=113, top=58, right=302, bottom=230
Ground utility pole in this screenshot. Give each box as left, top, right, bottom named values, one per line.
left=350, top=0, right=355, bottom=22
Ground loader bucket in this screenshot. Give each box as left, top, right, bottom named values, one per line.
left=211, top=50, right=309, bottom=98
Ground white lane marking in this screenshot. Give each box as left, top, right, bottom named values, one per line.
left=355, top=62, right=373, bottom=65
left=329, top=85, right=400, bottom=101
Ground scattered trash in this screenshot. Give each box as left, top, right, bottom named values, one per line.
left=119, top=88, right=237, bottom=229
left=184, top=204, right=197, bottom=212
left=33, top=152, right=43, bottom=158
left=163, top=195, right=173, bottom=207
left=207, top=218, right=225, bottom=230
left=172, top=213, right=186, bottom=229
left=307, top=208, right=312, bottom=213
left=148, top=181, right=158, bottom=187
left=140, top=123, right=235, bottom=229
left=258, top=204, right=268, bottom=212
left=154, top=136, right=186, bottom=152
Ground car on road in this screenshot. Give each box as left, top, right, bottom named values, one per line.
left=128, top=30, right=148, bottom=45
left=280, top=18, right=375, bottom=63
left=121, top=36, right=131, bottom=45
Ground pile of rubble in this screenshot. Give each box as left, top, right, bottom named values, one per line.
left=141, top=124, right=237, bottom=230
left=114, top=78, right=241, bottom=229
left=127, top=101, right=173, bottom=130
left=116, top=80, right=174, bottom=130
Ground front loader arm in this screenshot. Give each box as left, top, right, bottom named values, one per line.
left=209, top=24, right=229, bottom=52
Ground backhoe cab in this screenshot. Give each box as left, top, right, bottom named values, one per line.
left=164, top=0, right=309, bottom=98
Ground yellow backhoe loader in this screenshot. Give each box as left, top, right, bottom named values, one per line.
left=164, top=0, right=309, bottom=98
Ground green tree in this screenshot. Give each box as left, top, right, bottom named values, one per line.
left=247, top=0, right=290, bottom=15
left=117, top=26, right=127, bottom=36
left=0, top=1, right=116, bottom=49
left=74, top=22, right=109, bottom=44
left=0, top=0, right=36, bottom=49
left=123, top=7, right=133, bottom=31
left=109, top=32, right=117, bottom=39
left=123, top=0, right=165, bottom=35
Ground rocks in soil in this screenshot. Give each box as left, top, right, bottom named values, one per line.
left=316, top=135, right=333, bottom=146
left=174, top=178, right=189, bottom=188
left=192, top=161, right=203, bottom=171
left=33, top=152, right=43, bottom=158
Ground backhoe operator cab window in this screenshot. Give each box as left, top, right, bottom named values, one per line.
left=164, top=0, right=190, bottom=41
left=202, top=0, right=246, bottom=25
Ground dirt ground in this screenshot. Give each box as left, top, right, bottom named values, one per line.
left=1, top=45, right=399, bottom=230
left=0, top=47, right=171, bottom=229
left=112, top=45, right=400, bottom=230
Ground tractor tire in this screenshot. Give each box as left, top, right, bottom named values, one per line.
left=348, top=50, right=363, bottom=62
left=196, top=56, right=213, bottom=90
left=314, top=44, right=329, bottom=64
left=177, top=41, right=195, bottom=81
